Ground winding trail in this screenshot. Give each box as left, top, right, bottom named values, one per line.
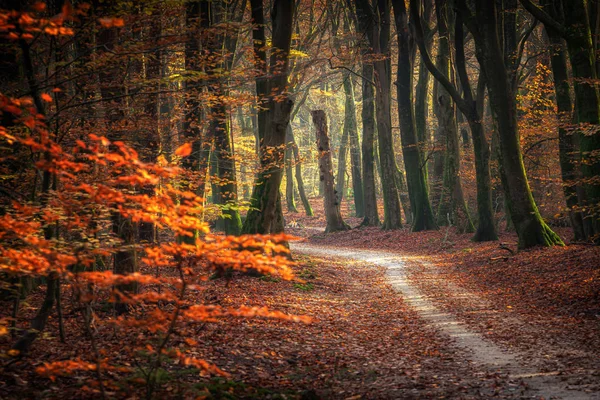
left=291, top=242, right=599, bottom=400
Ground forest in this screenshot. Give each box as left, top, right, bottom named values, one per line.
left=0, top=0, right=599, bottom=398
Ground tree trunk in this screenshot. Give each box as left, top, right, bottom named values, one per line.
left=374, top=0, right=403, bottom=230
left=203, top=0, right=244, bottom=236
left=360, top=62, right=381, bottom=226
left=243, top=0, right=295, bottom=234
left=470, top=0, right=563, bottom=248
left=543, top=25, right=586, bottom=240
left=434, top=0, right=474, bottom=233
left=562, top=0, right=600, bottom=240
left=415, top=0, right=434, bottom=184
left=343, top=73, right=365, bottom=217
left=336, top=119, right=349, bottom=203
left=411, top=0, right=497, bottom=241
left=288, top=125, right=313, bottom=215
left=392, top=0, right=436, bottom=231
left=312, top=110, right=351, bottom=232
left=285, top=125, right=299, bottom=212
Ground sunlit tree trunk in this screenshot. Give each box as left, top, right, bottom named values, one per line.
left=289, top=126, right=314, bottom=216
left=313, top=110, right=351, bottom=232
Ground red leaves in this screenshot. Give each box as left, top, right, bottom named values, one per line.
left=98, top=17, right=125, bottom=28
left=175, top=142, right=193, bottom=157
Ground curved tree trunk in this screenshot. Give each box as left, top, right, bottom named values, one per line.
left=410, top=0, right=497, bottom=241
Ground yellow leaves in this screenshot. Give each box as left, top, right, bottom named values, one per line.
left=175, top=142, right=193, bottom=157
left=289, top=49, right=309, bottom=58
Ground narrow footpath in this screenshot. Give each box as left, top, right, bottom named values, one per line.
left=292, top=242, right=600, bottom=400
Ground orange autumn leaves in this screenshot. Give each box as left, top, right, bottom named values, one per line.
left=0, top=94, right=308, bottom=388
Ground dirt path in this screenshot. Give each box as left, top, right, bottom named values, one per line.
left=292, top=242, right=600, bottom=400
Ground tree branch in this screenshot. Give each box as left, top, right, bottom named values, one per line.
left=518, top=0, right=566, bottom=37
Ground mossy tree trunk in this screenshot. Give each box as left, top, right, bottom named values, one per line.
left=414, top=0, right=434, bottom=185
left=520, top=0, right=600, bottom=241
left=360, top=62, right=381, bottom=226
left=466, top=0, right=563, bottom=248
left=242, top=0, right=295, bottom=234
left=202, top=0, right=244, bottom=236
left=352, top=1, right=381, bottom=226
left=312, top=110, right=351, bottom=233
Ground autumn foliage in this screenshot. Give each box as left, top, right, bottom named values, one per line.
left=0, top=4, right=307, bottom=398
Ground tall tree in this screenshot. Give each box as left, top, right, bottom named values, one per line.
left=410, top=0, right=498, bottom=241
left=520, top=0, right=600, bottom=241
left=355, top=0, right=403, bottom=229
left=391, top=0, right=437, bottom=231
left=343, top=73, right=365, bottom=217
left=459, top=0, right=563, bottom=248
left=432, top=0, right=474, bottom=232
left=242, top=0, right=295, bottom=234
left=313, top=110, right=351, bottom=232
left=347, top=0, right=381, bottom=226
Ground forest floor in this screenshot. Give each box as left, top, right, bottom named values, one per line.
left=285, top=197, right=600, bottom=399
left=1, top=198, right=599, bottom=399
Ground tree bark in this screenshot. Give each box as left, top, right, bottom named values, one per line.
left=243, top=0, right=295, bottom=234
left=312, top=110, right=351, bottom=232
left=392, top=0, right=437, bottom=231
left=468, top=0, right=563, bottom=248
left=360, top=62, right=381, bottom=226
left=336, top=118, right=349, bottom=203
left=433, top=0, right=474, bottom=233
left=343, top=73, right=365, bottom=217
left=285, top=125, right=299, bottom=212
left=542, top=22, right=586, bottom=240
left=410, top=0, right=498, bottom=241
